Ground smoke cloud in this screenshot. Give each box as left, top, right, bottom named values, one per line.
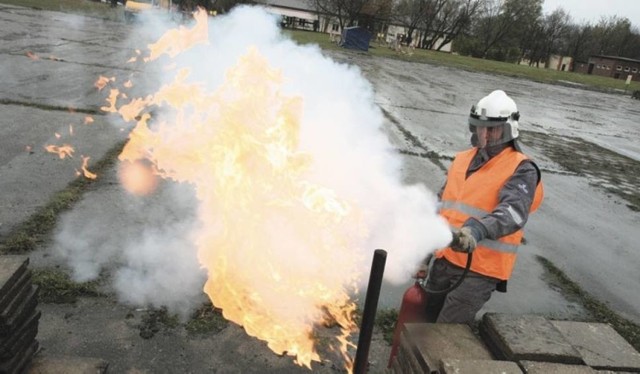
left=54, top=5, right=451, bottom=318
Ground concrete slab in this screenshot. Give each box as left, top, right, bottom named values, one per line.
left=441, top=358, right=523, bottom=374
left=403, top=323, right=493, bottom=372
left=27, top=355, right=108, bottom=374
left=520, top=360, right=597, bottom=374
left=480, top=313, right=583, bottom=365
left=551, top=321, right=640, bottom=371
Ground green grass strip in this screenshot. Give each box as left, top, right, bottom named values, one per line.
left=32, top=267, right=103, bottom=303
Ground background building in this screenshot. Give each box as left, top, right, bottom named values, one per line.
left=574, top=55, right=640, bottom=82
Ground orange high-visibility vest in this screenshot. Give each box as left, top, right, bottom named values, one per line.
left=437, top=147, right=544, bottom=280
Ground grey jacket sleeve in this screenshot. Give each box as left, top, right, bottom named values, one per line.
left=465, top=160, right=540, bottom=241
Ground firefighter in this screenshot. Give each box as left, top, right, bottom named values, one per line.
left=424, top=90, right=544, bottom=324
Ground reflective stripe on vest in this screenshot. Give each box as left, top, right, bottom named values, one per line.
left=437, top=147, right=543, bottom=280
left=441, top=203, right=520, bottom=253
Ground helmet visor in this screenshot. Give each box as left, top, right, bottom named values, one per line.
left=469, top=121, right=513, bottom=148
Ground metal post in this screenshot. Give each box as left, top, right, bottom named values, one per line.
left=353, top=249, right=387, bottom=374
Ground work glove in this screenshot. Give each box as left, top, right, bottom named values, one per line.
left=450, top=227, right=477, bottom=253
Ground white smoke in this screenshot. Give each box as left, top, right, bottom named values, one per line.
left=54, top=180, right=206, bottom=317
left=54, top=5, right=451, bottom=316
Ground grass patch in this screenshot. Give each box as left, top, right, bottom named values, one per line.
left=139, top=307, right=180, bottom=339
left=536, top=255, right=640, bottom=352
left=32, top=267, right=103, bottom=303
left=0, top=141, right=126, bottom=254
left=185, top=301, right=228, bottom=335
left=375, top=308, right=399, bottom=344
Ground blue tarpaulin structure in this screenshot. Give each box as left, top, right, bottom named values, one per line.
left=340, top=26, right=372, bottom=51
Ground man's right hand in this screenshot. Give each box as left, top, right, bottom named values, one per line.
left=451, top=227, right=477, bottom=253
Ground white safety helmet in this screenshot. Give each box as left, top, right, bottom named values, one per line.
left=468, top=90, right=520, bottom=149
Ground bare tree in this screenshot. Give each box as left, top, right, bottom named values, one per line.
left=565, top=23, right=593, bottom=64
left=312, top=0, right=375, bottom=28
left=392, top=0, right=431, bottom=43
left=427, top=0, right=482, bottom=51
left=541, top=9, right=570, bottom=63
left=474, top=0, right=542, bottom=59
left=418, top=0, right=447, bottom=48
left=568, top=16, right=639, bottom=58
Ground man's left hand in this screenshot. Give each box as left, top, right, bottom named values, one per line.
left=451, top=227, right=477, bottom=253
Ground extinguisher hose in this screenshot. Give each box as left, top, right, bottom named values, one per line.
left=421, top=252, right=473, bottom=294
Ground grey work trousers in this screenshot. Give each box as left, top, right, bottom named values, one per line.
left=424, top=258, right=500, bottom=324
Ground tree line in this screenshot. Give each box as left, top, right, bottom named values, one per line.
left=171, top=0, right=640, bottom=67
left=310, top=0, right=640, bottom=67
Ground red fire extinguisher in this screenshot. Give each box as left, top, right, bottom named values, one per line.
left=386, top=232, right=474, bottom=368
left=387, top=269, right=429, bottom=367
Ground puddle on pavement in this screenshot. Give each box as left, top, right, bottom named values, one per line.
left=524, top=131, right=640, bottom=212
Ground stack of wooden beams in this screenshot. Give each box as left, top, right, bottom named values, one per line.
left=0, top=256, right=40, bottom=374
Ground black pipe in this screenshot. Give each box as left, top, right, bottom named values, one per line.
left=353, top=249, right=387, bottom=374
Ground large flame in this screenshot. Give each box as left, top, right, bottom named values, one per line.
left=111, top=10, right=365, bottom=370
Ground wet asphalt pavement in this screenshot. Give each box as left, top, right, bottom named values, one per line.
left=1, top=3, right=640, bottom=372
left=329, top=52, right=640, bottom=324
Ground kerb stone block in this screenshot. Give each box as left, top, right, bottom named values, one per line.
left=480, top=313, right=584, bottom=365
left=403, top=323, right=493, bottom=373
left=552, top=321, right=640, bottom=371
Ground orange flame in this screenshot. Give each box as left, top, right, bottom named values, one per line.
left=118, top=96, right=151, bottom=122
left=45, top=144, right=74, bottom=159
left=94, top=76, right=114, bottom=91
left=101, top=88, right=120, bottom=113
left=80, top=156, right=97, bottom=180
left=147, top=8, right=209, bottom=61
left=108, top=9, right=363, bottom=371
